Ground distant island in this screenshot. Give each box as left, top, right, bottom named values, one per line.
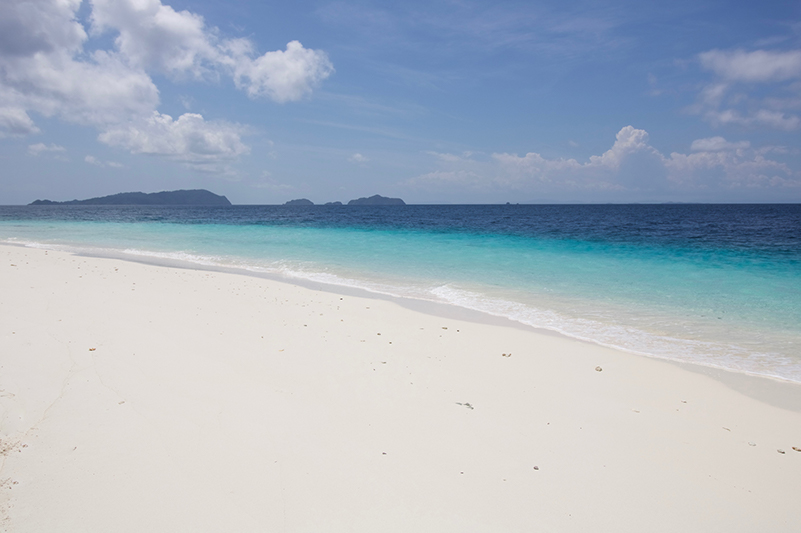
left=347, top=195, right=405, bottom=206
left=280, top=195, right=405, bottom=206
left=30, top=189, right=231, bottom=206
left=284, top=198, right=314, bottom=206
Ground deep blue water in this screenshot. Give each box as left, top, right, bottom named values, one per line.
left=2, top=204, right=800, bottom=381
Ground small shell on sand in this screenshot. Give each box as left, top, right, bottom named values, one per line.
left=777, top=449, right=785, bottom=454
left=792, top=447, right=801, bottom=452
left=748, top=442, right=756, bottom=446
left=533, top=466, right=539, bottom=470
left=595, top=366, right=603, bottom=372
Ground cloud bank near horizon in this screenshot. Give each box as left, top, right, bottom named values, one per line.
left=409, top=126, right=798, bottom=201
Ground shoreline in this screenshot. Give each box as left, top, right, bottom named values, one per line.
left=2, top=244, right=801, bottom=531
left=8, top=239, right=801, bottom=395
left=68, top=248, right=801, bottom=412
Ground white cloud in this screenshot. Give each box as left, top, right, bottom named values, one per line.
left=491, top=126, right=663, bottom=189
left=699, top=49, right=801, bottom=83
left=587, top=125, right=661, bottom=168
left=705, top=109, right=800, bottom=131
left=28, top=142, right=66, bottom=156
left=349, top=153, right=369, bottom=162
left=0, top=107, right=41, bottom=137
left=89, top=0, right=333, bottom=100
left=666, top=149, right=793, bottom=189
left=693, top=47, right=801, bottom=131
left=89, top=1, right=333, bottom=100
left=0, top=0, right=332, bottom=168
left=408, top=126, right=798, bottom=198
left=493, top=151, right=580, bottom=180
left=690, top=137, right=750, bottom=152
left=0, top=1, right=159, bottom=130
left=99, top=111, right=249, bottom=172
left=85, top=154, right=123, bottom=168
left=0, top=0, right=86, bottom=57
left=230, top=40, right=334, bottom=103
left=90, top=0, right=217, bottom=77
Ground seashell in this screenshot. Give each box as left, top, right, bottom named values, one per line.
left=777, top=449, right=785, bottom=454
left=748, top=442, right=756, bottom=446
left=533, top=466, right=539, bottom=470
left=595, top=366, right=603, bottom=372
left=792, top=447, right=801, bottom=452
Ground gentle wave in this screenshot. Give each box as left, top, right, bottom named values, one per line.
left=428, top=285, right=801, bottom=382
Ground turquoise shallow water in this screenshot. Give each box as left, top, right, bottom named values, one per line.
left=1, top=204, right=800, bottom=382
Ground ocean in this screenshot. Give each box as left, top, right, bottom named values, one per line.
left=2, top=203, right=800, bottom=382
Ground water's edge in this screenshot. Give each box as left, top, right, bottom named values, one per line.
left=6, top=240, right=799, bottom=411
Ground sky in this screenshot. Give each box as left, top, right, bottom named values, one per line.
left=1, top=0, right=800, bottom=205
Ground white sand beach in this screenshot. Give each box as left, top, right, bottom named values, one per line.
left=1, top=243, right=800, bottom=532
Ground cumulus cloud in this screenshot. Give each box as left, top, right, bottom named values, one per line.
left=693, top=48, right=801, bottom=131
left=0, top=0, right=333, bottom=169
left=0, top=0, right=159, bottom=131
left=0, top=107, right=41, bottom=137
left=28, top=142, right=66, bottom=156
left=230, top=40, right=334, bottom=103
left=587, top=125, right=661, bottom=168
left=492, top=126, right=667, bottom=190
left=90, top=0, right=217, bottom=77
left=89, top=0, right=333, bottom=99
left=349, top=153, right=369, bottom=162
left=408, top=126, right=798, bottom=198
left=699, top=49, right=801, bottom=83
left=99, top=112, right=249, bottom=172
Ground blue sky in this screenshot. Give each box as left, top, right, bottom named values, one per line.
left=1, top=0, right=800, bottom=204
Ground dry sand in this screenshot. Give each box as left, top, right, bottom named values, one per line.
left=1, top=244, right=800, bottom=532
